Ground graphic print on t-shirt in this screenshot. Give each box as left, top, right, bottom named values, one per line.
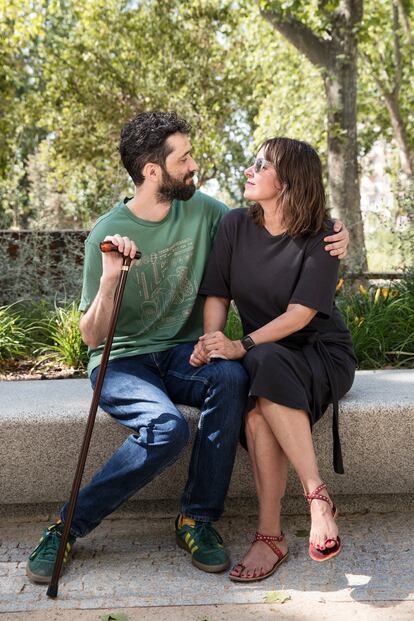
left=133, top=238, right=197, bottom=329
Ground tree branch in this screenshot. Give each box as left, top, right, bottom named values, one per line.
left=347, top=0, right=364, bottom=24
left=392, top=0, right=402, bottom=95
left=259, top=7, right=333, bottom=70
left=318, top=0, right=332, bottom=15
left=396, top=0, right=413, bottom=43
left=360, top=50, right=388, bottom=94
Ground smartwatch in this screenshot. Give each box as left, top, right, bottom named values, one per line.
left=240, top=335, right=256, bottom=352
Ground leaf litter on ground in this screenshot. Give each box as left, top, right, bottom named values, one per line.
left=264, top=591, right=291, bottom=604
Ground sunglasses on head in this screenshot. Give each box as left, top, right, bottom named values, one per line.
left=250, top=157, right=274, bottom=173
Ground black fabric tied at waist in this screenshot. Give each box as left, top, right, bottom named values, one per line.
left=303, top=333, right=344, bottom=475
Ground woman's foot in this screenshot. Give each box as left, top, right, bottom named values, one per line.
left=229, top=532, right=288, bottom=582
left=306, top=482, right=341, bottom=560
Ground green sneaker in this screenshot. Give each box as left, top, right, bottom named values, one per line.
left=26, top=521, right=76, bottom=584
left=175, top=514, right=230, bottom=573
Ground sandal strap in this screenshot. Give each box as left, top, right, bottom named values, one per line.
left=305, top=482, right=337, bottom=517
left=305, top=482, right=330, bottom=505
left=254, top=531, right=285, bottom=560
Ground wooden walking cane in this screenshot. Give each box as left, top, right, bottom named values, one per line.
left=47, top=240, right=141, bottom=598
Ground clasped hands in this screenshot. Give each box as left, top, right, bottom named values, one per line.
left=189, top=332, right=245, bottom=367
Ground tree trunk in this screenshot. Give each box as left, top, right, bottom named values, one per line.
left=324, top=62, right=367, bottom=271
left=259, top=1, right=368, bottom=272
left=384, top=92, right=413, bottom=178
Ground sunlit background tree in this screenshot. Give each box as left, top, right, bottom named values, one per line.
left=1, top=0, right=413, bottom=271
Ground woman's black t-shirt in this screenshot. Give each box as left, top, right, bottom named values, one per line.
left=199, top=208, right=354, bottom=356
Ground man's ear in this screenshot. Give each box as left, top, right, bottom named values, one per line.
left=142, top=162, right=160, bottom=181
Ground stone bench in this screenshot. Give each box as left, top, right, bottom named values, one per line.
left=0, top=369, right=413, bottom=506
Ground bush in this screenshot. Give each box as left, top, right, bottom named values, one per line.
left=0, top=304, right=31, bottom=360
left=224, top=302, right=243, bottom=340
left=34, top=301, right=87, bottom=370
left=0, top=230, right=85, bottom=307
left=1, top=274, right=414, bottom=373
left=336, top=273, right=414, bottom=369
left=224, top=274, right=414, bottom=370
left=0, top=300, right=87, bottom=373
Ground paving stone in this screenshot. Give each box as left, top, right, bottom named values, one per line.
left=0, top=510, right=412, bottom=615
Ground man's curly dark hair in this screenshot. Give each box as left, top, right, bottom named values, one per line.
left=119, top=112, right=191, bottom=186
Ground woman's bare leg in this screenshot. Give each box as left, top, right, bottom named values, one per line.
left=230, top=408, right=289, bottom=579
left=257, top=398, right=338, bottom=552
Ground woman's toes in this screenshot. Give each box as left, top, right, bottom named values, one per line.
left=230, top=564, right=243, bottom=577
left=240, top=565, right=261, bottom=579
left=311, top=534, right=324, bottom=550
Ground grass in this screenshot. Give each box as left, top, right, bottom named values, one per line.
left=0, top=300, right=87, bottom=373
left=337, top=274, right=414, bottom=369
left=0, top=304, right=31, bottom=360
left=34, top=301, right=87, bottom=370
left=224, top=302, right=244, bottom=341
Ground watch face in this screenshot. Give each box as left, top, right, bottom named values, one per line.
left=241, top=335, right=255, bottom=351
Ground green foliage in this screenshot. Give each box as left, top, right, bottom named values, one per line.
left=1, top=278, right=414, bottom=372
left=1, top=0, right=258, bottom=227
left=358, top=0, right=414, bottom=158
left=0, top=231, right=84, bottom=306
left=34, top=301, right=87, bottom=369
left=394, top=180, right=414, bottom=267
left=224, top=303, right=243, bottom=341
left=0, top=298, right=87, bottom=371
left=1, top=0, right=414, bottom=271
left=0, top=0, right=48, bottom=227
left=337, top=274, right=414, bottom=369
left=224, top=275, right=414, bottom=371
left=247, top=7, right=327, bottom=163
left=0, top=304, right=31, bottom=359
left=263, top=590, right=291, bottom=604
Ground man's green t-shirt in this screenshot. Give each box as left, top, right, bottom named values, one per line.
left=80, top=190, right=228, bottom=375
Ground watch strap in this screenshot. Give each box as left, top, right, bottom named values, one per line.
left=240, top=335, right=256, bottom=351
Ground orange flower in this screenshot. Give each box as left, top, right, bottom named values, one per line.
left=381, top=287, right=390, bottom=299
left=336, top=278, right=344, bottom=292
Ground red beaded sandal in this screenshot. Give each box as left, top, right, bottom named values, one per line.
left=305, top=482, right=342, bottom=562
left=229, top=531, right=288, bottom=583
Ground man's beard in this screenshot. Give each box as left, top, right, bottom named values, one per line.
left=157, top=168, right=196, bottom=202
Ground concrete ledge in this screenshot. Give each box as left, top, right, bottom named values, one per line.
left=0, top=369, right=413, bottom=505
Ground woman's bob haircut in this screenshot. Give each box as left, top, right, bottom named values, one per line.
left=249, top=137, right=329, bottom=237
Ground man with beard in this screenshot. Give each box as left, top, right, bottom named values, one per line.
left=26, top=112, right=349, bottom=583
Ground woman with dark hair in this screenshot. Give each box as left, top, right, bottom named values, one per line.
left=190, top=137, right=356, bottom=583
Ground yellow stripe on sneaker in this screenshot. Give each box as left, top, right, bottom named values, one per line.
left=63, top=543, right=72, bottom=563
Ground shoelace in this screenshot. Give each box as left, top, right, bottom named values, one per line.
left=194, top=522, right=223, bottom=546
left=30, top=527, right=62, bottom=561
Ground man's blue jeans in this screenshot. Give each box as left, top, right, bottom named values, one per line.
left=61, top=343, right=248, bottom=537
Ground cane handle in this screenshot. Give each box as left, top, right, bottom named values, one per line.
left=99, top=240, right=141, bottom=260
